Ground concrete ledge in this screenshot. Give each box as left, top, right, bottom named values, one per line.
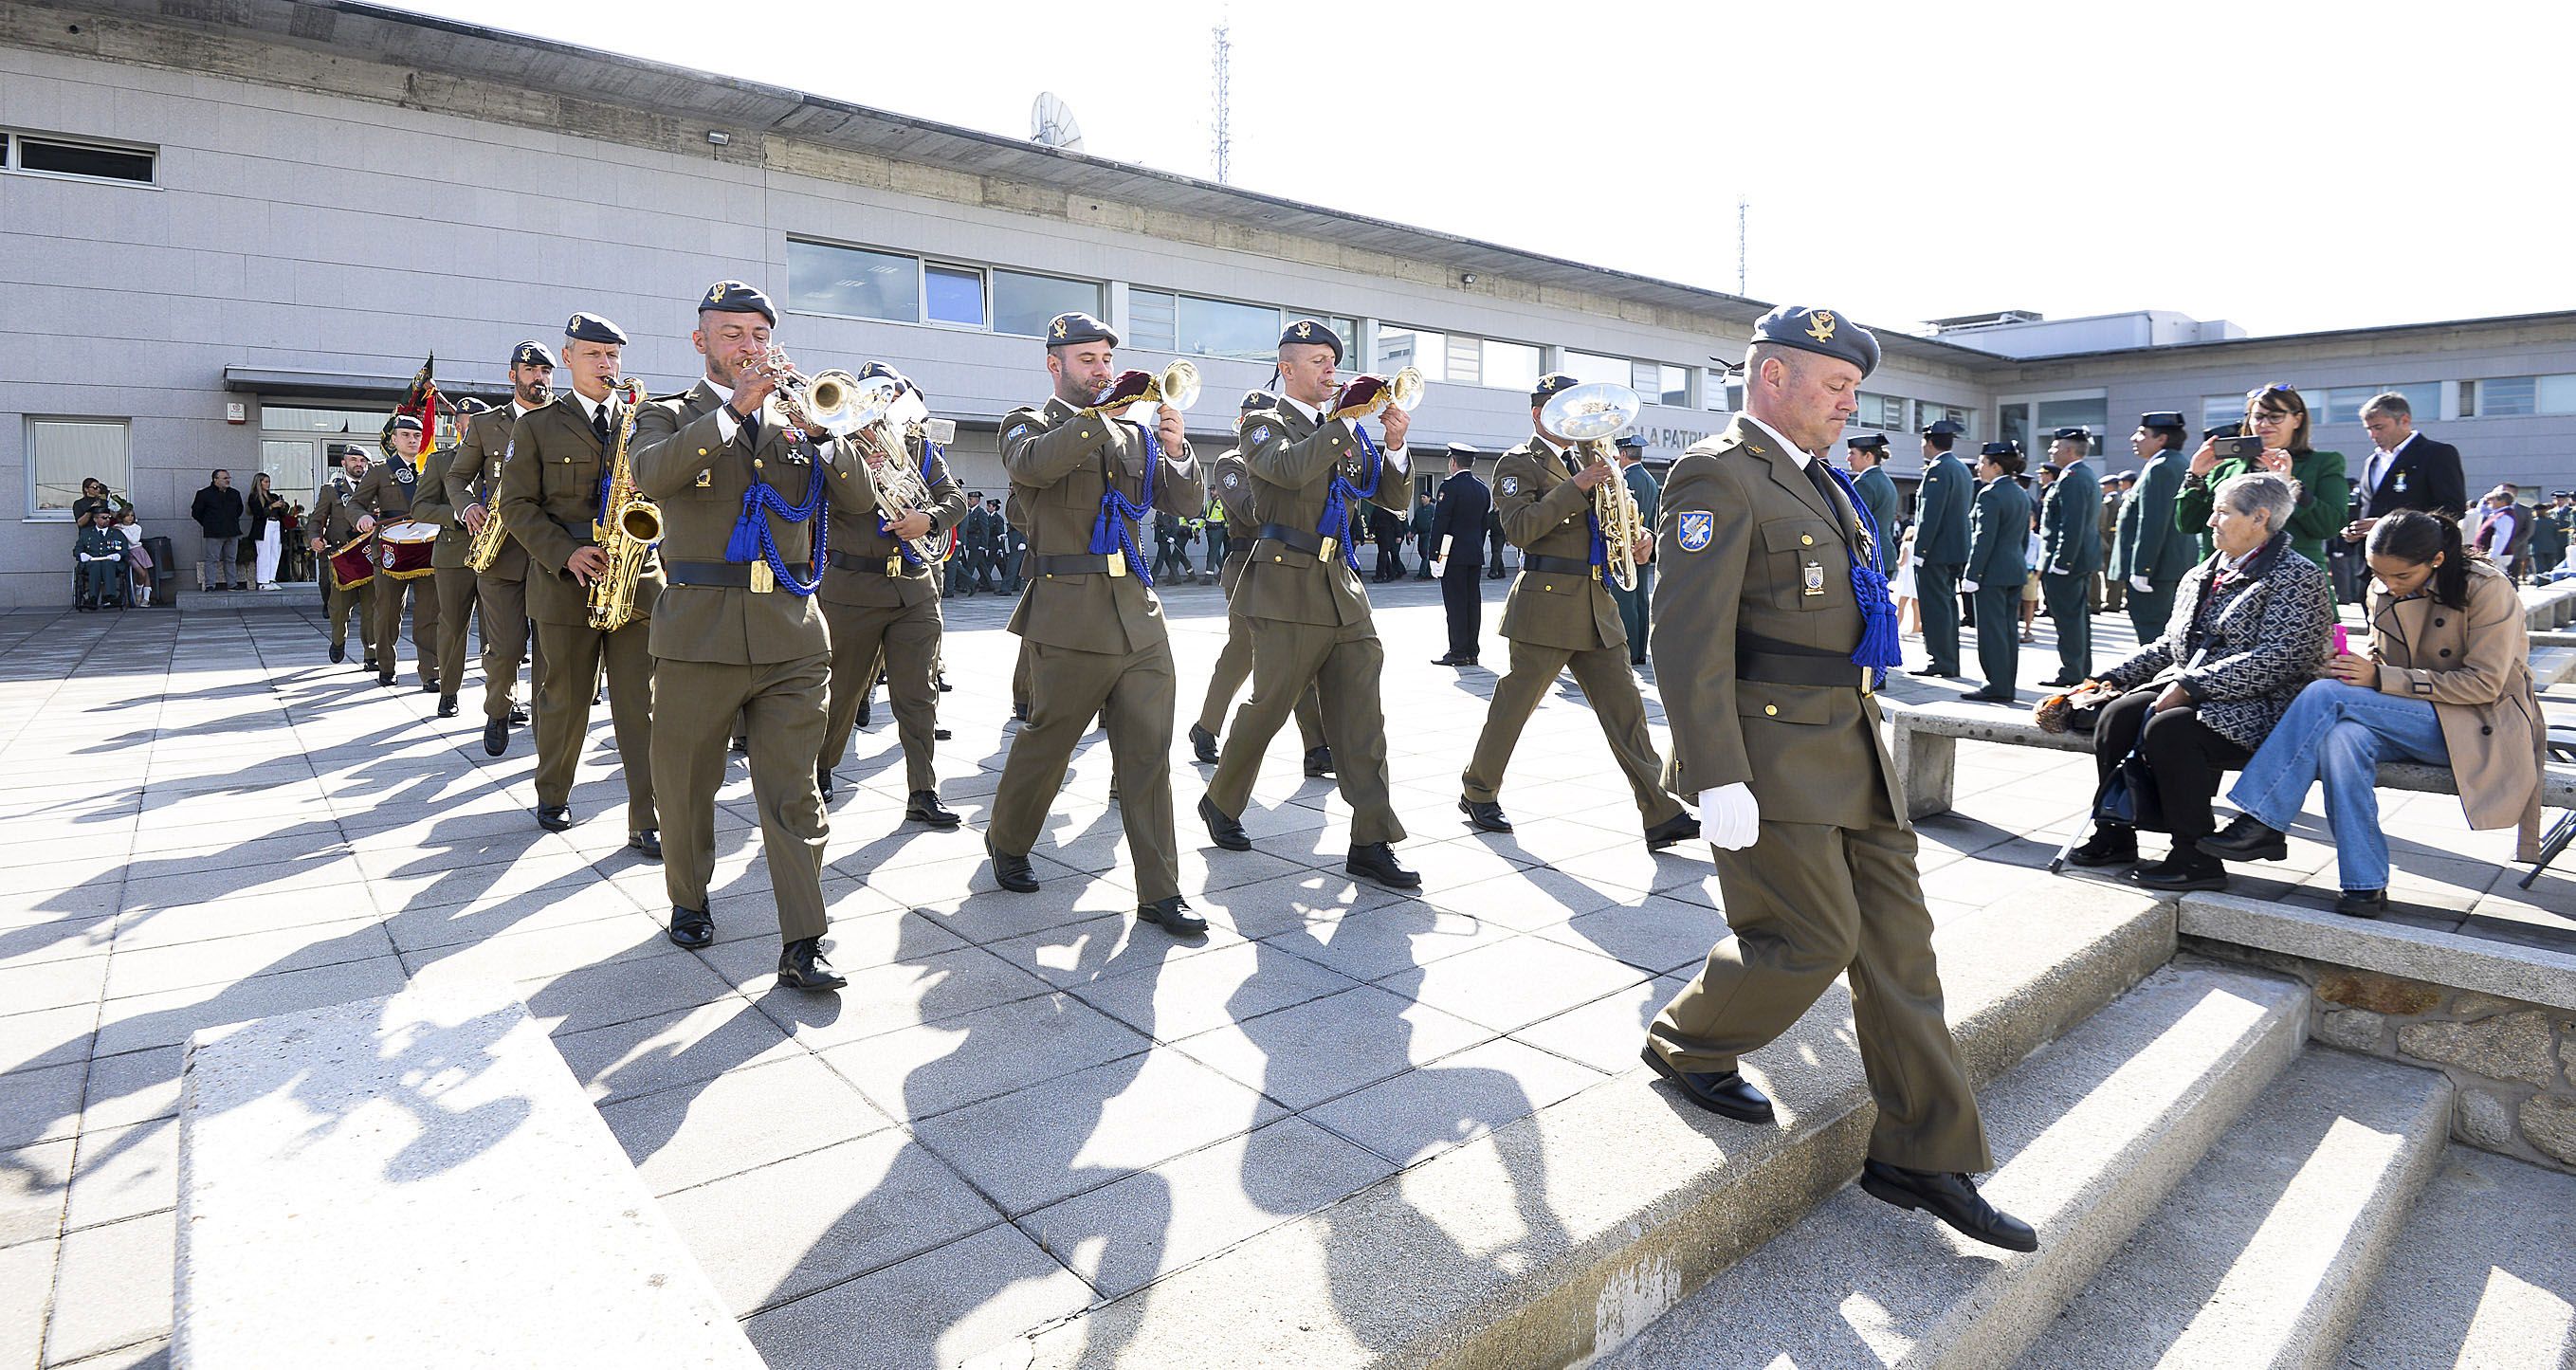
left=175, top=981, right=760, bottom=1370
left=2180, top=890, right=2576, bottom=1013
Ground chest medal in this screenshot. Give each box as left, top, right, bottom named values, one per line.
left=1803, top=560, right=1826, bottom=595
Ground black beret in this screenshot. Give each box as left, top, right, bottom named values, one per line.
left=1238, top=388, right=1277, bottom=414
left=1922, top=418, right=1965, bottom=437
left=329, top=444, right=367, bottom=460
left=2051, top=427, right=2092, bottom=443
left=1845, top=433, right=1891, bottom=451
left=1531, top=373, right=1580, bottom=404
left=509, top=339, right=557, bottom=370
left=1046, top=312, right=1117, bottom=347
left=698, top=280, right=776, bottom=325
left=2139, top=411, right=2186, bottom=430
left=1615, top=434, right=1648, bottom=451
left=563, top=312, right=629, bottom=345
left=1279, top=319, right=1343, bottom=362
left=1445, top=442, right=1482, bottom=458
left=2039, top=462, right=2064, bottom=475
left=2203, top=421, right=2243, bottom=441
left=1981, top=440, right=2021, bottom=458
left=1746, top=304, right=1879, bottom=379
left=452, top=398, right=493, bottom=417
left=390, top=414, right=423, bottom=433
left=854, top=360, right=913, bottom=392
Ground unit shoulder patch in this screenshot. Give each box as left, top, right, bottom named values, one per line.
left=1499, top=475, right=1521, bottom=497
left=1677, top=510, right=1714, bottom=553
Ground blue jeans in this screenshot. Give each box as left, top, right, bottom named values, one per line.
left=2227, top=679, right=2447, bottom=892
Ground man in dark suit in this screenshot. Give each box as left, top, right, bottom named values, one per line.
left=2037, top=427, right=2103, bottom=687
left=1430, top=443, right=1490, bottom=667
left=2347, top=392, right=2466, bottom=545
left=1909, top=419, right=1974, bottom=677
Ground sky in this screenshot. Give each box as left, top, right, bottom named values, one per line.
left=398, top=0, right=2567, bottom=339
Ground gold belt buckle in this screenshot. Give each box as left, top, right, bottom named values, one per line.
left=1106, top=554, right=1125, bottom=577
left=750, top=560, right=776, bottom=594
left=1318, top=536, right=1337, bottom=562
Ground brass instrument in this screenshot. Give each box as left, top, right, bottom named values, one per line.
left=585, top=378, right=659, bottom=630
left=755, top=345, right=897, bottom=438
left=853, top=381, right=953, bottom=569
left=1539, top=381, right=1646, bottom=592
left=1077, top=358, right=1202, bottom=419
left=463, top=428, right=514, bottom=573
left=1326, top=366, right=1425, bottom=423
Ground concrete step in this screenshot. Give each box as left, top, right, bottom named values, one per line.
left=1597, top=958, right=2309, bottom=1370
left=2016, top=1049, right=2452, bottom=1370
left=2338, top=1145, right=2576, bottom=1369
left=1000, top=886, right=2179, bottom=1370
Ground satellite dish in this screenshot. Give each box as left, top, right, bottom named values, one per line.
left=1031, top=92, right=1085, bottom=153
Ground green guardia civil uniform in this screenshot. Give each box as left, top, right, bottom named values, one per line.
left=1460, top=434, right=1683, bottom=827
left=350, top=450, right=441, bottom=685
left=1968, top=473, right=2033, bottom=695
left=312, top=469, right=376, bottom=658
left=450, top=401, right=545, bottom=722
left=1851, top=460, right=1901, bottom=575
left=817, top=425, right=967, bottom=795
left=1195, top=448, right=1324, bottom=752
left=2037, top=455, right=2102, bottom=680
left=2115, top=446, right=2196, bottom=641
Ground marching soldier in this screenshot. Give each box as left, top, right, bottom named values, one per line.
left=815, top=362, right=968, bottom=828
left=1843, top=433, right=1901, bottom=575
left=309, top=445, right=377, bottom=667
left=985, top=312, right=1208, bottom=935
left=349, top=414, right=441, bottom=692
left=1909, top=418, right=1973, bottom=677
left=1188, top=389, right=1326, bottom=772
left=452, top=341, right=556, bottom=757
left=1642, top=305, right=2034, bottom=1254
left=1197, top=320, right=1417, bottom=891
left=495, top=312, right=661, bottom=856
left=630, top=281, right=868, bottom=990
left=1457, top=373, right=1692, bottom=848
left=412, top=398, right=487, bottom=720
left=2037, top=426, right=2103, bottom=686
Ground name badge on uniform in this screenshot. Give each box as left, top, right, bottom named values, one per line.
left=1676, top=511, right=1712, bottom=552
left=1803, top=560, right=1826, bottom=595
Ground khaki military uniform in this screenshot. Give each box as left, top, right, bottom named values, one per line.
left=1462, top=437, right=1684, bottom=827
left=350, top=453, right=440, bottom=685
left=448, top=405, right=545, bottom=721
left=411, top=442, right=475, bottom=703
left=817, top=429, right=967, bottom=793
left=311, top=473, right=376, bottom=658
left=632, top=382, right=872, bottom=941
left=988, top=396, right=1203, bottom=902
left=496, top=390, right=663, bottom=832
left=1647, top=414, right=1990, bottom=1175
left=1194, top=449, right=1324, bottom=751
left=1204, top=400, right=1410, bottom=843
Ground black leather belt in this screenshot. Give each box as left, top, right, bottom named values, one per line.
left=665, top=561, right=753, bottom=587
left=1255, top=523, right=1326, bottom=556
left=829, top=550, right=922, bottom=575
left=1523, top=554, right=1598, bottom=578
left=1034, top=553, right=1119, bottom=577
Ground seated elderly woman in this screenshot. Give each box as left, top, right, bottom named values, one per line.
left=2064, top=471, right=2336, bottom=890
left=2200, top=511, right=2546, bottom=917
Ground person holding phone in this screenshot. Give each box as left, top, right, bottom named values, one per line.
left=2177, top=384, right=2348, bottom=568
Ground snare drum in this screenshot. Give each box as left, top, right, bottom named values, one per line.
left=374, top=520, right=439, bottom=580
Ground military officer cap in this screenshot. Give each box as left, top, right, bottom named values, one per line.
left=1845, top=433, right=1890, bottom=452
left=509, top=339, right=557, bottom=370
left=390, top=414, right=423, bottom=434
left=1746, top=303, right=1880, bottom=379
left=1615, top=433, right=1648, bottom=452
left=1531, top=373, right=1581, bottom=404
left=1445, top=442, right=1482, bottom=459
left=1046, top=312, right=1118, bottom=348
left=855, top=359, right=914, bottom=392
left=2139, top=411, right=2186, bottom=430
left=698, top=280, right=776, bottom=324
left=563, top=312, right=629, bottom=345
left=2556, top=490, right=2574, bottom=499
left=1279, top=319, right=1343, bottom=362
left=2051, top=427, right=2092, bottom=444
left=2038, top=462, right=2064, bottom=476
left=2203, top=421, right=2243, bottom=441
left=1981, top=439, right=2021, bottom=458
left=1922, top=417, right=1966, bottom=437
left=1238, top=388, right=1277, bottom=413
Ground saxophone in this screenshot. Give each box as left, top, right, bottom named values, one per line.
left=464, top=429, right=514, bottom=572
left=585, top=378, right=659, bottom=631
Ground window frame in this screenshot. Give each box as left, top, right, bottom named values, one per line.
left=2, top=129, right=158, bottom=188
left=921, top=261, right=989, bottom=331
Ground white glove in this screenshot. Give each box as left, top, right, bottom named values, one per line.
left=1699, top=783, right=1760, bottom=851
left=1962, top=578, right=1981, bottom=593
left=1911, top=556, right=1926, bottom=568
left=2130, top=574, right=2153, bottom=593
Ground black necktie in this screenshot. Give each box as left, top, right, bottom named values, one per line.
left=740, top=405, right=761, bottom=450
left=591, top=403, right=611, bottom=448
left=1803, top=461, right=1853, bottom=551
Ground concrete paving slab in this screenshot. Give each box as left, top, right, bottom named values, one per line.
left=1402, top=934, right=1652, bottom=1035
left=517, top=953, right=737, bottom=1039
left=63, top=1120, right=175, bottom=1234
left=0, top=956, right=107, bottom=1017
left=1261, top=904, right=1520, bottom=985
left=1170, top=981, right=1499, bottom=1114
left=743, top=1222, right=1092, bottom=1370
left=45, top=1211, right=172, bottom=1367
left=1063, top=938, right=1361, bottom=1042
left=90, top=956, right=409, bottom=1057
left=0, top=1138, right=72, bottom=1249
left=0, top=1238, right=55, bottom=1370
left=601, top=1053, right=892, bottom=1196
left=1532, top=893, right=1734, bottom=976
left=817, top=990, right=1152, bottom=1121
left=747, top=943, right=1055, bottom=1050
left=550, top=998, right=806, bottom=1108
left=100, top=920, right=392, bottom=1001
left=1306, top=1035, right=1610, bottom=1168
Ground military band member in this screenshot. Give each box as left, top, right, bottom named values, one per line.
left=1188, top=388, right=1325, bottom=774
left=1909, top=418, right=1973, bottom=677
left=985, top=312, right=1208, bottom=935
left=1198, top=320, right=1417, bottom=891
left=815, top=361, right=968, bottom=828
left=411, top=398, right=486, bottom=720
left=350, top=414, right=441, bottom=691
left=495, top=312, right=661, bottom=854
left=2037, top=426, right=2102, bottom=686
left=310, top=445, right=377, bottom=667
left=630, top=281, right=864, bottom=989
left=1642, top=305, right=2034, bottom=1253
left=455, top=341, right=556, bottom=756
left=1457, top=374, right=1691, bottom=848
left=1960, top=441, right=2034, bottom=703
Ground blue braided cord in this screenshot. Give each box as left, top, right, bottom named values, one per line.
left=880, top=440, right=943, bottom=569
left=729, top=440, right=830, bottom=597
left=1087, top=426, right=1159, bottom=586
left=1319, top=423, right=1387, bottom=572
left=1814, top=461, right=1903, bottom=681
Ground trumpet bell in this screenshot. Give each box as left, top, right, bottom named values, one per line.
left=804, top=372, right=900, bottom=437
left=1160, top=359, right=1202, bottom=412
left=1542, top=382, right=1641, bottom=442
left=1388, top=366, right=1425, bottom=413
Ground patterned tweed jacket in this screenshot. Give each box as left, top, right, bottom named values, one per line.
left=2099, top=532, right=2335, bottom=749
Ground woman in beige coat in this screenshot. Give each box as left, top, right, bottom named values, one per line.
left=2200, top=510, right=2545, bottom=917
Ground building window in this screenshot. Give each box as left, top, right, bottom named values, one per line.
left=1918, top=401, right=1973, bottom=438
left=993, top=270, right=1102, bottom=338
left=1855, top=392, right=1907, bottom=430
left=2200, top=394, right=2244, bottom=431
left=1445, top=336, right=1482, bottom=387
left=924, top=264, right=985, bottom=327
left=1480, top=339, right=1544, bottom=393
left=6, top=132, right=155, bottom=185
left=1704, top=369, right=1734, bottom=412
left=2546, top=375, right=2576, bottom=415
left=2035, top=398, right=2108, bottom=443
left=1177, top=295, right=1281, bottom=361
left=787, top=240, right=920, bottom=323
left=1127, top=290, right=1178, bottom=351
left=1376, top=326, right=1446, bottom=382
left=2466, top=374, right=2576, bottom=419
left=1562, top=350, right=1630, bottom=387
left=1287, top=312, right=1361, bottom=360
left=28, top=418, right=130, bottom=519
left=1640, top=363, right=1690, bottom=408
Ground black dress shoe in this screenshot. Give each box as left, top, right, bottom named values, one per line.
left=1858, top=1160, right=2038, bottom=1252
left=776, top=936, right=845, bottom=991
left=437, top=695, right=460, bottom=719
left=418, top=678, right=439, bottom=693
left=2198, top=813, right=2288, bottom=863
left=329, top=643, right=346, bottom=664
left=536, top=805, right=572, bottom=831
left=2039, top=674, right=2083, bottom=689
left=906, top=790, right=961, bottom=829
left=1304, top=745, right=1335, bottom=777
left=2066, top=823, right=2138, bottom=868
left=729, top=735, right=747, bottom=755
left=1460, top=797, right=1513, bottom=833
left=667, top=905, right=713, bottom=948
left=1013, top=701, right=1030, bottom=722
left=629, top=829, right=661, bottom=861
left=1639, top=1047, right=1776, bottom=1123
left=816, top=763, right=835, bottom=804
left=483, top=719, right=508, bottom=758
left=988, top=842, right=1040, bottom=893
left=856, top=702, right=873, bottom=729
left=2129, top=850, right=2228, bottom=892
left=363, top=656, right=379, bottom=671
left=1645, top=810, right=1698, bottom=851
left=509, top=705, right=530, bottom=724
left=1138, top=896, right=1209, bottom=936
left=1909, top=664, right=1953, bottom=677
left=936, top=673, right=953, bottom=692
left=1433, top=653, right=1470, bottom=667
left=1345, top=841, right=1420, bottom=889
left=1198, top=795, right=1252, bottom=851
left=2336, top=887, right=2388, bottom=919
left=1959, top=687, right=2017, bottom=703
left=934, top=726, right=951, bottom=740
left=1188, top=722, right=1220, bottom=764
left=377, top=671, right=396, bottom=688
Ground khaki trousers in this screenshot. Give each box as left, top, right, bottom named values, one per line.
left=820, top=595, right=944, bottom=794
left=1195, top=601, right=1323, bottom=750
left=653, top=653, right=829, bottom=942
left=532, top=617, right=656, bottom=831
left=1650, top=806, right=1992, bottom=1175
left=327, top=576, right=375, bottom=654
left=1462, top=637, right=1683, bottom=825
left=1207, top=619, right=1404, bottom=846
left=990, top=635, right=1182, bottom=902
left=476, top=572, right=540, bottom=722
left=431, top=565, right=477, bottom=700
left=371, top=573, right=440, bottom=684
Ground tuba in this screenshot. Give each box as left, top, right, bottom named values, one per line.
left=1077, top=359, right=1201, bottom=418
left=1539, top=381, right=1647, bottom=592
left=585, top=378, right=659, bottom=631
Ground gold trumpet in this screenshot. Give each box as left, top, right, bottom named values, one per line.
left=1539, top=381, right=1646, bottom=592
left=1078, top=359, right=1201, bottom=418
left=755, top=345, right=899, bottom=438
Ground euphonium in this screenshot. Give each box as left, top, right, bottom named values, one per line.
left=852, top=378, right=953, bottom=568
left=585, top=378, right=659, bottom=631
left=1539, top=381, right=1647, bottom=592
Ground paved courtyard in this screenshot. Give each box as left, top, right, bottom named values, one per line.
left=2, top=574, right=2569, bottom=1368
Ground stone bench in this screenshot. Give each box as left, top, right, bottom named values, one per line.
left=175, top=981, right=761, bottom=1370
left=2522, top=580, right=2576, bottom=630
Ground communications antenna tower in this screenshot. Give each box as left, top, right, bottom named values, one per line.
left=1212, top=22, right=1233, bottom=184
